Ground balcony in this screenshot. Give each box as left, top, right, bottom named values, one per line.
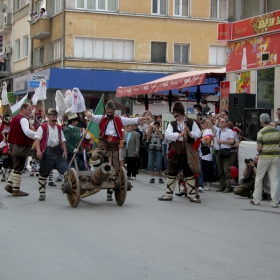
left=30, top=17, right=51, bottom=40
left=0, top=12, right=12, bottom=36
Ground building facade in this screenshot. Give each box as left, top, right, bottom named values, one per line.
left=1, top=0, right=228, bottom=114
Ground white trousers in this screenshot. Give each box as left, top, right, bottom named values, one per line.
left=253, top=156, right=280, bottom=207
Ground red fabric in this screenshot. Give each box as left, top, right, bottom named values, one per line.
left=8, top=114, right=33, bottom=145
left=99, top=116, right=123, bottom=140
left=40, top=123, right=63, bottom=153
left=0, top=122, right=5, bottom=142
left=191, top=137, right=201, bottom=151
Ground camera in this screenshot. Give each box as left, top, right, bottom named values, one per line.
left=244, top=158, right=253, bottom=164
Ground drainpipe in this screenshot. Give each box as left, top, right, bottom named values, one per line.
left=61, top=0, right=65, bottom=69
left=29, top=1, right=34, bottom=73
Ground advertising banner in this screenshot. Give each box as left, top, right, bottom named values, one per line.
left=220, top=81, right=230, bottom=112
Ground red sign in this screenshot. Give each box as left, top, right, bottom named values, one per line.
left=217, top=23, right=232, bottom=42
left=226, top=33, right=279, bottom=72
left=232, top=10, right=280, bottom=40
left=220, top=81, right=230, bottom=112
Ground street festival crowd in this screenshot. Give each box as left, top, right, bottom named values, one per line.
left=1, top=79, right=280, bottom=207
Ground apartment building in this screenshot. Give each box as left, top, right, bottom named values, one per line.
left=1, top=0, right=229, bottom=114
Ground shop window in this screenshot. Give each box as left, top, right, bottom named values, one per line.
left=242, top=0, right=263, bottom=19
left=174, top=43, right=189, bottom=64
left=76, top=0, right=118, bottom=11
left=209, top=45, right=226, bottom=66
left=257, top=68, right=274, bottom=109
left=74, top=37, right=134, bottom=61
left=151, top=42, right=167, bottom=63
left=49, top=40, right=61, bottom=62
left=34, top=46, right=46, bottom=67
left=210, top=0, right=228, bottom=19
left=174, top=0, right=189, bottom=17
left=15, top=39, right=20, bottom=60
left=23, top=36, right=28, bottom=58
left=266, top=0, right=280, bottom=12
left=152, top=0, right=167, bottom=15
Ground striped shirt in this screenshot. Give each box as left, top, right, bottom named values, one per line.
left=257, top=126, right=280, bottom=158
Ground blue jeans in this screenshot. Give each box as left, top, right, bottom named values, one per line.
left=162, top=143, right=168, bottom=171
left=148, top=150, right=162, bottom=171
left=199, top=157, right=203, bottom=187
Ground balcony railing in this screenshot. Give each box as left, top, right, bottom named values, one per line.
left=30, top=17, right=51, bottom=40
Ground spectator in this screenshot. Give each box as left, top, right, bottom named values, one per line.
left=40, top=8, right=48, bottom=17
left=234, top=155, right=259, bottom=198
left=194, top=104, right=202, bottom=114
left=200, top=99, right=210, bottom=116
left=197, top=118, right=206, bottom=192
left=146, top=121, right=164, bottom=184
left=124, top=124, right=140, bottom=180
left=220, top=109, right=229, bottom=120
left=138, top=116, right=149, bottom=170
left=270, top=107, right=280, bottom=132
left=133, top=124, right=143, bottom=174
left=0, top=48, right=6, bottom=71
left=228, top=121, right=240, bottom=168
left=251, top=114, right=280, bottom=208
left=214, top=117, right=234, bottom=193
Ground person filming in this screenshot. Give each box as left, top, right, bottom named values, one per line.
left=234, top=155, right=258, bottom=198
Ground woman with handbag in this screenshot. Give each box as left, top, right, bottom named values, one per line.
left=213, top=117, right=234, bottom=193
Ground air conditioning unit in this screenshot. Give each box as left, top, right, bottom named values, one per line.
left=3, top=12, right=12, bottom=26
left=5, top=46, right=12, bottom=54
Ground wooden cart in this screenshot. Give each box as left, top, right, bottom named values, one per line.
left=60, top=158, right=132, bottom=208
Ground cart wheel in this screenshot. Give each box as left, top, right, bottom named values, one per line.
left=114, top=166, right=127, bottom=206
left=65, top=168, right=80, bottom=208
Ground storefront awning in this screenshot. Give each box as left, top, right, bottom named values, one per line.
left=116, top=68, right=226, bottom=97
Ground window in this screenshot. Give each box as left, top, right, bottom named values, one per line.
left=266, top=0, right=280, bottom=13
left=211, top=0, right=228, bottom=19
left=151, top=42, right=167, bottom=63
left=50, top=0, right=63, bottom=15
left=76, top=0, right=118, bottom=11
left=174, top=43, right=189, bottom=64
left=34, top=46, right=45, bottom=67
left=49, top=40, right=61, bottom=62
left=23, top=36, right=28, bottom=57
left=15, top=39, right=20, bottom=60
left=257, top=68, right=274, bottom=109
left=174, top=0, right=189, bottom=17
left=74, top=37, right=134, bottom=61
left=209, top=45, right=226, bottom=66
left=36, top=0, right=46, bottom=14
left=152, top=0, right=167, bottom=15
left=14, top=0, right=28, bottom=11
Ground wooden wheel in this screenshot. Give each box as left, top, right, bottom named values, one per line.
left=65, top=168, right=80, bottom=208
left=114, top=166, right=127, bottom=206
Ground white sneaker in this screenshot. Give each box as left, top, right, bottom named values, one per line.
left=204, top=186, right=210, bottom=191
left=131, top=177, right=136, bottom=180
left=198, top=186, right=204, bottom=192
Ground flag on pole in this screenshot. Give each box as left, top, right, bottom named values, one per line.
left=11, top=93, right=28, bottom=116
left=87, top=94, right=104, bottom=148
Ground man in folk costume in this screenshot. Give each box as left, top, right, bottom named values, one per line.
left=35, top=108, right=68, bottom=201
left=86, top=100, right=151, bottom=201
left=4, top=103, right=36, bottom=196
left=158, top=102, right=202, bottom=202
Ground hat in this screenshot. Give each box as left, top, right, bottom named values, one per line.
left=68, top=113, right=78, bottom=120
left=172, top=102, right=185, bottom=115
left=200, top=99, right=207, bottom=104
left=47, top=108, right=58, bottom=115
left=105, top=100, right=116, bottom=110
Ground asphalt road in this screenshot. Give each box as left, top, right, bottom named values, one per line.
left=0, top=170, right=279, bottom=280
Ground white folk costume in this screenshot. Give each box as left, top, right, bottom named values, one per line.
left=69, top=87, right=86, bottom=113
left=158, top=102, right=202, bottom=202
left=55, top=90, right=69, bottom=121
left=1, top=82, right=12, bottom=117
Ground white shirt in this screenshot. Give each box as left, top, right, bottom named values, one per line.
left=213, top=127, right=234, bottom=150
left=89, top=114, right=139, bottom=137
left=165, top=120, right=201, bottom=142
left=202, top=129, right=214, bottom=161
left=20, top=117, right=36, bottom=139
left=35, top=125, right=66, bottom=147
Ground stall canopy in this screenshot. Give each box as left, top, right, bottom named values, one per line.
left=116, top=68, right=226, bottom=97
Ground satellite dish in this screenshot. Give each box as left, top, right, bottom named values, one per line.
left=0, top=4, right=8, bottom=12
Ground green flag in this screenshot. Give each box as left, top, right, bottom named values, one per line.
left=11, top=93, right=28, bottom=116
left=87, top=94, right=104, bottom=149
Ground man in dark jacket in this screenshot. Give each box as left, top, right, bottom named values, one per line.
left=200, top=99, right=210, bottom=116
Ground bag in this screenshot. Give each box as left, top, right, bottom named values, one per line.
left=201, top=143, right=210, bottom=156
left=219, top=148, right=231, bottom=158
left=185, top=142, right=201, bottom=174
